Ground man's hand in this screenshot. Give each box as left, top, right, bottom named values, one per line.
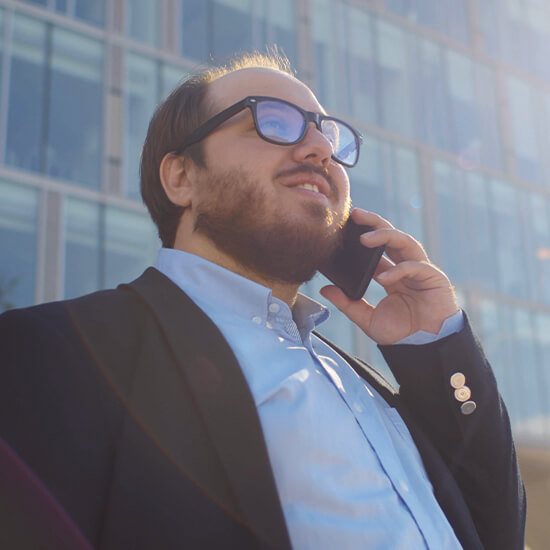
left=320, top=208, right=459, bottom=345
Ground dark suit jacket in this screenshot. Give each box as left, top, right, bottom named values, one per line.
left=0, top=268, right=525, bottom=549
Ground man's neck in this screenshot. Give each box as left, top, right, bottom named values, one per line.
left=173, top=233, right=301, bottom=309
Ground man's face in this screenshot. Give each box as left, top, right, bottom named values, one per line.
left=189, top=68, right=352, bottom=285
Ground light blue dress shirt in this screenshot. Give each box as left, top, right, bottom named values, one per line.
left=155, top=249, right=464, bottom=550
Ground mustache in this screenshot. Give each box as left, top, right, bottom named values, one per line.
left=274, top=165, right=337, bottom=197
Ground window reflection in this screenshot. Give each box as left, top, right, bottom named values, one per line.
left=104, top=207, right=159, bottom=288
left=0, top=181, right=38, bottom=310
left=376, top=19, right=414, bottom=138
left=523, top=192, right=550, bottom=305
left=384, top=0, right=469, bottom=44
left=64, top=198, right=158, bottom=298
left=311, top=0, right=348, bottom=114
left=47, top=28, right=103, bottom=188
left=391, top=148, right=423, bottom=241
left=64, top=198, right=101, bottom=299
left=6, top=14, right=47, bottom=174
left=125, top=53, right=157, bottom=200
left=127, top=0, right=159, bottom=45
left=489, top=179, right=528, bottom=298
left=212, top=0, right=253, bottom=59
left=181, top=0, right=209, bottom=61
left=20, top=0, right=105, bottom=26
left=347, top=6, right=376, bottom=125
left=464, top=173, right=497, bottom=290
left=415, top=38, right=451, bottom=150
left=6, top=18, right=104, bottom=189
left=507, top=77, right=541, bottom=183
left=433, top=161, right=465, bottom=284
left=350, top=134, right=387, bottom=218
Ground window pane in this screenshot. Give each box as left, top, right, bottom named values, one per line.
left=74, top=0, right=105, bottom=26
left=415, top=38, right=451, bottom=150
left=385, top=0, right=469, bottom=44
left=0, top=181, right=38, bottom=310
left=127, top=0, right=158, bottom=45
left=473, top=62, right=502, bottom=170
left=464, top=173, right=497, bottom=290
left=212, top=0, right=253, bottom=59
left=524, top=192, right=550, bottom=304
left=376, top=19, right=414, bottom=137
left=64, top=198, right=100, bottom=299
left=47, top=27, right=103, bottom=188
left=104, top=207, right=158, bottom=288
left=446, top=51, right=479, bottom=162
left=181, top=0, right=209, bottom=61
left=125, top=53, right=158, bottom=200
left=161, top=63, right=185, bottom=99
left=311, top=0, right=347, bottom=114
left=261, top=0, right=296, bottom=67
left=6, top=15, right=47, bottom=173
left=489, top=179, right=528, bottom=298
left=507, top=76, right=541, bottom=182
left=433, top=161, right=466, bottom=283
left=350, top=134, right=387, bottom=218
left=391, top=147, right=423, bottom=241
left=347, top=6, right=376, bottom=125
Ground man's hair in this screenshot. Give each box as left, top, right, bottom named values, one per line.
left=140, top=50, right=294, bottom=248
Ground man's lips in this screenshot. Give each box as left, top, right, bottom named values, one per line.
left=280, top=173, right=331, bottom=198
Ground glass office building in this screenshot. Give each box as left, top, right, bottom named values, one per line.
left=0, top=0, right=549, bottom=444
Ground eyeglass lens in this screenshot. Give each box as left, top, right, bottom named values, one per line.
left=255, top=100, right=358, bottom=166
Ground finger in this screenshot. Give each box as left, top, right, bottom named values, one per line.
left=373, top=255, right=394, bottom=278
left=360, top=228, right=429, bottom=263
left=319, top=285, right=376, bottom=327
left=375, top=260, right=450, bottom=289
left=351, top=208, right=394, bottom=230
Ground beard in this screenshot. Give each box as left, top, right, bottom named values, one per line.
left=193, top=167, right=350, bottom=285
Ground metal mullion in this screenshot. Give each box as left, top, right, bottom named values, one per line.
left=0, top=7, right=13, bottom=167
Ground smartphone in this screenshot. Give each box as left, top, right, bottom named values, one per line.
left=320, top=217, right=385, bottom=300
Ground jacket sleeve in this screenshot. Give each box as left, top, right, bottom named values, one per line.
left=379, top=314, right=526, bottom=550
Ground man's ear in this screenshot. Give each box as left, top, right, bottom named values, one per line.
left=159, top=153, right=197, bottom=208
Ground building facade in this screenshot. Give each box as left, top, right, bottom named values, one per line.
left=0, top=0, right=549, bottom=450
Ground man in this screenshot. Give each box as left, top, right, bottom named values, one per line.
left=0, top=53, right=525, bottom=549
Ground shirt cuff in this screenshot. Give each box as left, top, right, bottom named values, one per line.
left=394, top=310, right=464, bottom=346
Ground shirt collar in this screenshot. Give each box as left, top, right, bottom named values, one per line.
left=155, top=248, right=329, bottom=333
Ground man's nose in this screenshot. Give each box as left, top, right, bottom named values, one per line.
left=291, top=123, right=333, bottom=168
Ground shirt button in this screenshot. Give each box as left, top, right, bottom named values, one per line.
left=353, top=402, right=363, bottom=414
left=268, top=303, right=280, bottom=313
left=399, top=481, right=409, bottom=493
left=252, top=316, right=262, bottom=325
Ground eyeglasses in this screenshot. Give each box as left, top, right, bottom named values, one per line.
left=177, top=96, right=363, bottom=167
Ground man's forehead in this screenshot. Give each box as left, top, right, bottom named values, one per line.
left=206, top=67, right=326, bottom=115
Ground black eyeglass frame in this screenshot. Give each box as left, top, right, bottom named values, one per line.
left=176, top=95, right=363, bottom=168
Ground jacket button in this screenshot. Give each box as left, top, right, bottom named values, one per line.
left=454, top=386, right=471, bottom=402
left=450, top=372, right=466, bottom=389
left=460, top=401, right=477, bottom=415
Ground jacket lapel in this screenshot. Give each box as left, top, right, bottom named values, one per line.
left=126, top=268, right=292, bottom=550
